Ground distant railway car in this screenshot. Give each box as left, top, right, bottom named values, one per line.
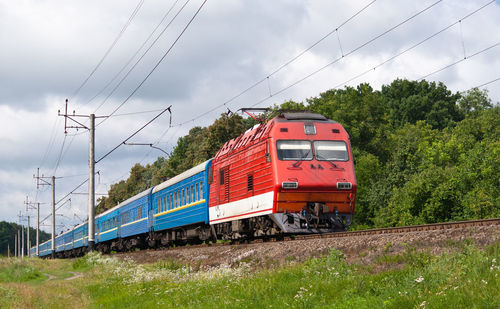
left=149, top=159, right=213, bottom=246
left=209, top=112, right=356, bottom=239
left=95, top=206, right=120, bottom=253
left=118, top=188, right=152, bottom=250
left=73, top=222, right=88, bottom=256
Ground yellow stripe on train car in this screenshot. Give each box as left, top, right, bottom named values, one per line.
left=154, top=199, right=206, bottom=217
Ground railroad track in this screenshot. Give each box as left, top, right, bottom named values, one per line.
left=114, top=218, right=500, bottom=257
left=289, top=218, right=500, bottom=242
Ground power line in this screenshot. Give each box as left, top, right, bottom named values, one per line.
left=71, top=0, right=145, bottom=99
left=174, top=0, right=379, bottom=126
left=472, top=76, right=500, bottom=89
left=96, top=106, right=172, bottom=164
left=97, top=0, right=208, bottom=126
left=92, top=0, right=192, bottom=117
left=175, top=0, right=444, bottom=127
left=320, top=0, right=496, bottom=91
left=86, top=0, right=182, bottom=109
left=418, top=41, right=500, bottom=81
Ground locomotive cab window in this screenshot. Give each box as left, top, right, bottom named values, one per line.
left=313, top=141, right=348, bottom=161
left=276, top=140, right=313, bottom=161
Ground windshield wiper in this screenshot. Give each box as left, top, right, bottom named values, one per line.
left=315, top=154, right=338, bottom=168
left=292, top=149, right=311, bottom=168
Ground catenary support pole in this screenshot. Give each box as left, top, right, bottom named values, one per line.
left=21, top=222, right=24, bottom=258
left=88, top=114, right=95, bottom=252
left=14, top=234, right=17, bottom=257
left=36, top=203, right=40, bottom=256
left=27, top=216, right=30, bottom=257
left=51, top=176, right=55, bottom=259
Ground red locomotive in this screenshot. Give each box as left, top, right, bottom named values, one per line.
left=209, top=111, right=357, bottom=239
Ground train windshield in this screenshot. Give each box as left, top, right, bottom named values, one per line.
left=313, top=141, right=348, bottom=161
left=276, top=140, right=313, bottom=160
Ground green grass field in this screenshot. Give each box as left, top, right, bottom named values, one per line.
left=0, top=242, right=498, bottom=308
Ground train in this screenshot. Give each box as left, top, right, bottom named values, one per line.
left=31, top=111, right=357, bottom=258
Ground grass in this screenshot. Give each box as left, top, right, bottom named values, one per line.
left=0, top=242, right=499, bottom=308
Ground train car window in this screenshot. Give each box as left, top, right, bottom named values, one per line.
left=170, top=193, right=173, bottom=210
left=200, top=182, right=203, bottom=199
left=182, top=188, right=185, bottom=206
left=313, top=141, right=348, bottom=161
left=187, top=187, right=190, bottom=204
left=220, top=170, right=224, bottom=185
left=276, top=140, right=312, bottom=160
left=163, top=196, right=166, bottom=212
left=195, top=183, right=199, bottom=201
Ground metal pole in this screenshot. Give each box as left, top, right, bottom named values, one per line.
left=88, top=114, right=95, bottom=252
left=27, top=216, right=30, bottom=257
left=36, top=203, right=40, bottom=256
left=51, top=175, right=55, bottom=259
left=14, top=234, right=17, bottom=257
left=7, top=244, right=10, bottom=258
left=21, top=223, right=24, bottom=258
left=17, top=230, right=20, bottom=257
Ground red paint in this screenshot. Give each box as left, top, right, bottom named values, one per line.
left=209, top=113, right=357, bottom=221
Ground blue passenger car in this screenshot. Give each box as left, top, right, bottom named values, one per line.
left=55, top=233, right=65, bottom=253
left=119, top=188, right=152, bottom=238
left=152, top=160, right=212, bottom=232
left=73, top=222, right=88, bottom=249
left=39, top=240, right=51, bottom=257
left=96, top=206, right=120, bottom=243
left=63, top=230, right=73, bottom=251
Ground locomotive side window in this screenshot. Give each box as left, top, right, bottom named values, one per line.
left=276, top=140, right=313, bottom=161
left=220, top=170, right=225, bottom=185
left=314, top=141, right=348, bottom=161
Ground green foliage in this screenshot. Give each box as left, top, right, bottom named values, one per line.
left=0, top=259, right=43, bottom=282
left=0, top=221, right=51, bottom=257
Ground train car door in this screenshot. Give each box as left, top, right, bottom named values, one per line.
left=219, top=166, right=229, bottom=204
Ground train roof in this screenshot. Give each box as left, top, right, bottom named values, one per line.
left=96, top=187, right=152, bottom=218
left=152, top=159, right=211, bottom=194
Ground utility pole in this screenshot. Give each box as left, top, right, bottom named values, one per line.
left=27, top=216, right=30, bottom=257
left=7, top=244, right=10, bottom=258
left=34, top=168, right=56, bottom=258
left=58, top=100, right=107, bottom=253
left=17, top=230, right=20, bottom=257
left=25, top=196, right=42, bottom=257
left=89, top=114, right=95, bottom=251
left=18, top=212, right=26, bottom=258
left=14, top=234, right=17, bottom=257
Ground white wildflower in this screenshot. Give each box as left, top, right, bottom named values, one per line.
left=420, top=301, right=426, bottom=307
left=415, top=276, right=424, bottom=283
left=481, top=279, right=488, bottom=285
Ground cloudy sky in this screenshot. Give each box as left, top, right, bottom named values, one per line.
left=0, top=0, right=499, bottom=234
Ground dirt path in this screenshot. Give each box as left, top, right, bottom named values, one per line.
left=65, top=272, right=83, bottom=281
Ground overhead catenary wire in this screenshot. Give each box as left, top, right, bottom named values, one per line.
left=96, top=106, right=172, bottom=164
left=320, top=0, right=496, bottom=92
left=89, top=0, right=184, bottom=112
left=418, top=41, right=500, bottom=81
left=97, top=0, right=208, bottom=127
left=70, top=0, right=145, bottom=100
left=175, top=0, right=378, bottom=126
left=175, top=0, right=444, bottom=126
left=250, top=1, right=497, bottom=109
